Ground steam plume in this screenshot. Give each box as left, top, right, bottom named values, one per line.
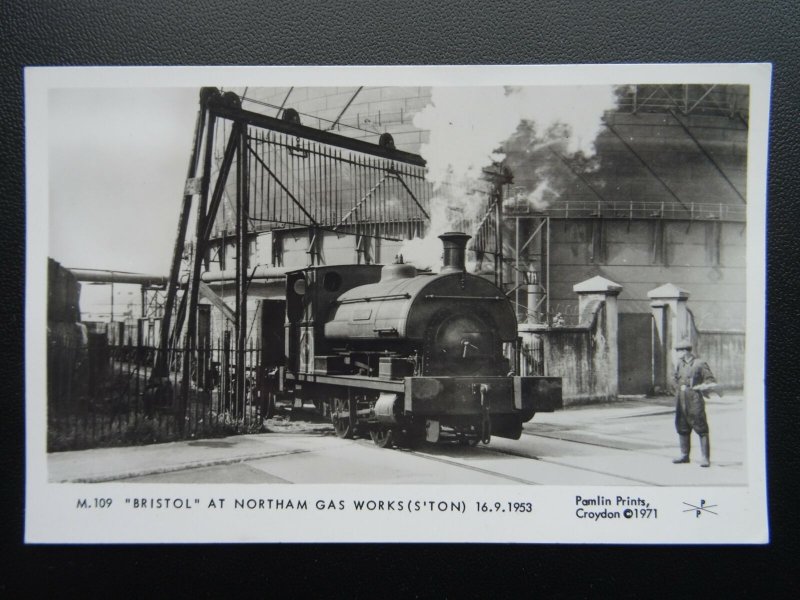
left=401, top=85, right=617, bottom=271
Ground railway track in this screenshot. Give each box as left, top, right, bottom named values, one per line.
left=57, top=399, right=744, bottom=486
left=238, top=410, right=703, bottom=485
left=395, top=436, right=663, bottom=486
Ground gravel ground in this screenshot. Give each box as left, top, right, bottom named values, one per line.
left=262, top=407, right=334, bottom=435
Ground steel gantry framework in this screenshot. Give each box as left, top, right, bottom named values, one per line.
left=150, top=88, right=430, bottom=426
left=618, top=84, right=749, bottom=122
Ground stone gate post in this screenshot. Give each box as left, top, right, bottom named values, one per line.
left=573, top=276, right=622, bottom=400
left=648, top=283, right=691, bottom=392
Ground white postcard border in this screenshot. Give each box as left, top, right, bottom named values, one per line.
left=25, top=63, right=771, bottom=544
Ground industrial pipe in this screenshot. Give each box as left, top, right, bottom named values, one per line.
left=68, top=269, right=169, bottom=287
left=70, top=266, right=292, bottom=286
left=197, top=265, right=294, bottom=284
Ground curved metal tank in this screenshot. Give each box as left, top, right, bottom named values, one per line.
left=324, top=233, right=517, bottom=342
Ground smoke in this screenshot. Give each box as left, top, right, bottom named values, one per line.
left=414, top=85, right=616, bottom=185
left=525, top=176, right=558, bottom=211
left=399, top=85, right=617, bottom=271
left=413, top=87, right=519, bottom=187
left=394, top=202, right=451, bottom=271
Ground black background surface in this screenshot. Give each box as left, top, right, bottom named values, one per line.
left=1, top=0, right=798, bottom=595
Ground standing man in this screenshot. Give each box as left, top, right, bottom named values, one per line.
left=672, top=339, right=716, bottom=467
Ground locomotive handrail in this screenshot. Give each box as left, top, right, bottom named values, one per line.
left=336, top=293, right=412, bottom=305
left=423, top=295, right=506, bottom=301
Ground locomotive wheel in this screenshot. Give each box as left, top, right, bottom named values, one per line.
left=369, top=427, right=395, bottom=448
left=331, top=396, right=355, bottom=439
left=459, top=436, right=480, bottom=447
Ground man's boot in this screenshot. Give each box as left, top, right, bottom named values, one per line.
left=673, top=434, right=691, bottom=463
left=699, top=434, right=711, bottom=467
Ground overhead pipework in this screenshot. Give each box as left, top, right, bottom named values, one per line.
left=69, top=269, right=168, bottom=287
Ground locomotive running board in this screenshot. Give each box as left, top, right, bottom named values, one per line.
left=286, top=372, right=405, bottom=393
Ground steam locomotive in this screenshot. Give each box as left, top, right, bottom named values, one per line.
left=266, top=232, right=562, bottom=448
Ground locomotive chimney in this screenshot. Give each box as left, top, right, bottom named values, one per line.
left=438, top=232, right=471, bottom=274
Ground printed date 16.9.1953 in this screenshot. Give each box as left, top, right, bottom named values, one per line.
left=476, top=501, right=532, bottom=513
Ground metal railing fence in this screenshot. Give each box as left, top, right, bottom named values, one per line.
left=47, top=336, right=268, bottom=452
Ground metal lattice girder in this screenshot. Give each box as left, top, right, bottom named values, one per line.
left=151, top=87, right=216, bottom=382
left=210, top=99, right=426, bottom=166
left=623, top=84, right=749, bottom=120
left=209, top=126, right=431, bottom=242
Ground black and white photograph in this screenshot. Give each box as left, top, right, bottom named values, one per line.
left=25, top=65, right=770, bottom=543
